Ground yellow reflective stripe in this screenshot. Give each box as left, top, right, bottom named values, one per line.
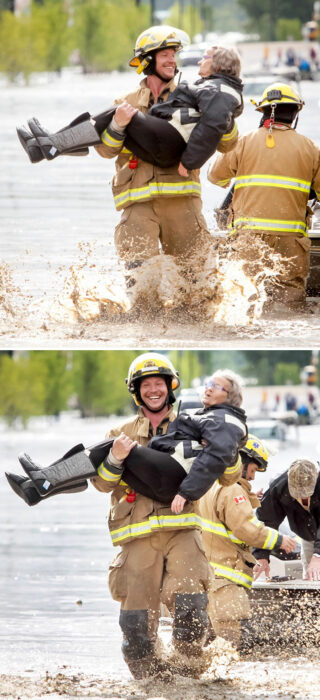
left=121, top=147, right=132, bottom=154
left=225, top=455, right=241, bottom=474
left=101, top=129, right=124, bottom=147
left=216, top=178, right=231, bottom=187
left=110, top=512, right=202, bottom=544
left=210, top=561, right=253, bottom=589
left=201, top=517, right=244, bottom=545
left=249, top=515, right=262, bottom=528
left=114, top=180, right=201, bottom=207
left=235, top=174, right=310, bottom=193
left=97, top=463, right=122, bottom=482
left=231, top=216, right=307, bottom=235
left=201, top=518, right=229, bottom=538
left=221, top=123, right=238, bottom=142
left=263, top=527, right=279, bottom=550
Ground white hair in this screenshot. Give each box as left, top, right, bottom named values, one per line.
left=212, top=369, right=243, bottom=407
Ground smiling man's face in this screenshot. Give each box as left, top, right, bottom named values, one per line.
left=139, top=376, right=168, bottom=411
left=155, top=48, right=177, bottom=81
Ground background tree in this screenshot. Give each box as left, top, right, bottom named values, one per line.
left=72, top=0, right=148, bottom=73
left=237, top=0, right=314, bottom=40
left=0, top=8, right=47, bottom=82
left=0, top=354, right=46, bottom=426
left=71, top=350, right=137, bottom=417
left=167, top=2, right=203, bottom=40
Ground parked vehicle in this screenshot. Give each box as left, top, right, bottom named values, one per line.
left=247, top=418, right=288, bottom=451
left=176, top=388, right=203, bottom=412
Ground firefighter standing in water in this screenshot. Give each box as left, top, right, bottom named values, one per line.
left=199, top=436, right=296, bottom=650
left=208, top=82, right=320, bottom=311
left=91, top=352, right=211, bottom=679
left=94, top=25, right=240, bottom=293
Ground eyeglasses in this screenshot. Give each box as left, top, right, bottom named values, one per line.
left=202, top=54, right=212, bottom=60
left=205, top=379, right=229, bottom=393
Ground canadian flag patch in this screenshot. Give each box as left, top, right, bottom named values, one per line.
left=234, top=495, right=246, bottom=504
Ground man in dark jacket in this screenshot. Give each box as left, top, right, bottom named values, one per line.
left=253, top=459, right=320, bottom=581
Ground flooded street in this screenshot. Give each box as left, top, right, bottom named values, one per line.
left=1, top=410, right=320, bottom=698
left=2, top=65, right=320, bottom=347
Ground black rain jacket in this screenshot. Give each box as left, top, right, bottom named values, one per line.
left=149, top=403, right=248, bottom=501
left=150, top=73, right=243, bottom=170
left=253, top=471, right=320, bottom=560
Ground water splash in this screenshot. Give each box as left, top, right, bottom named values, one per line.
left=51, top=241, right=129, bottom=322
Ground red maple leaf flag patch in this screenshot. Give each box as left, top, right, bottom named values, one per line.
left=234, top=495, right=246, bottom=504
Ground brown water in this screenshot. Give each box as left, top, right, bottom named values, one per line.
left=2, top=72, right=320, bottom=348
left=1, top=415, right=320, bottom=698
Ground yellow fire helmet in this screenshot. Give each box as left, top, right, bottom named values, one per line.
left=240, top=434, right=269, bottom=471
left=129, top=25, right=190, bottom=74
left=126, top=352, right=180, bottom=406
left=252, top=82, right=304, bottom=112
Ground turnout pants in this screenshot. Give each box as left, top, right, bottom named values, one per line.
left=115, top=197, right=212, bottom=265
left=109, top=529, right=210, bottom=645
left=208, top=577, right=251, bottom=647
left=231, top=231, right=310, bottom=305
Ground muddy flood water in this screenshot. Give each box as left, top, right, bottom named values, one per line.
left=2, top=69, right=320, bottom=348
left=1, top=412, right=320, bottom=699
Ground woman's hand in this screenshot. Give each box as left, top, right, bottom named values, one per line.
left=114, top=101, right=138, bottom=127
left=111, top=433, right=137, bottom=461
left=178, top=162, right=189, bottom=177
left=171, top=494, right=187, bottom=514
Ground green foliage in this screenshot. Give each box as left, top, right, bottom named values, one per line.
left=71, top=350, right=137, bottom=417
left=168, top=351, right=202, bottom=389
left=276, top=18, right=302, bottom=41
left=0, top=9, right=47, bottom=82
left=237, top=0, right=314, bottom=39
left=29, top=351, right=73, bottom=416
left=240, top=350, right=311, bottom=385
left=0, top=355, right=46, bottom=426
left=167, top=2, right=203, bottom=41
left=273, top=362, right=301, bottom=386
left=0, top=0, right=148, bottom=80
left=72, top=0, right=149, bottom=73
left=0, top=351, right=316, bottom=426
left=0, top=1, right=72, bottom=82
left=36, top=0, right=73, bottom=72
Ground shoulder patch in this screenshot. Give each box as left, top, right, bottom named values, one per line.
left=234, top=494, right=246, bottom=505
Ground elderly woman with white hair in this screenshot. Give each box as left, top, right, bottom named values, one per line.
left=253, top=458, right=320, bottom=581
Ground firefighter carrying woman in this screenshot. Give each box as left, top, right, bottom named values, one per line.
left=6, top=353, right=295, bottom=678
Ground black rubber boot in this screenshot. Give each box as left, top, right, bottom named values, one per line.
left=17, top=124, right=90, bottom=163
left=16, top=125, right=47, bottom=163
left=19, top=451, right=96, bottom=497
left=120, top=609, right=158, bottom=679
left=173, top=592, right=209, bottom=650
left=5, top=472, right=88, bottom=506
left=28, top=115, right=101, bottom=160
left=18, top=440, right=114, bottom=497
